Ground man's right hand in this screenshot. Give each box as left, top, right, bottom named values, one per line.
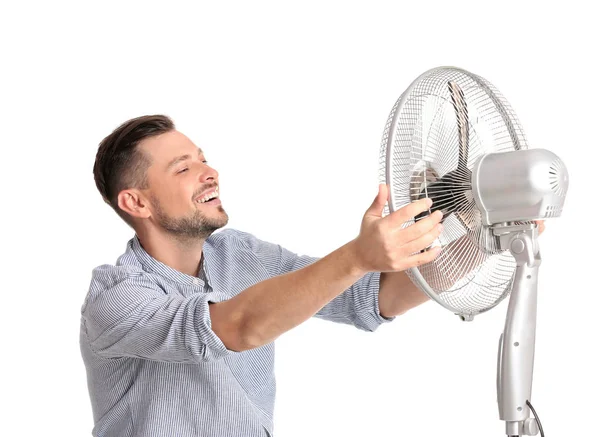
left=351, top=184, right=443, bottom=273
left=211, top=183, right=444, bottom=351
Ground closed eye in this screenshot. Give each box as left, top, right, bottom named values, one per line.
left=177, top=161, right=208, bottom=174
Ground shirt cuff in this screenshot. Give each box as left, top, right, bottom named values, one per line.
left=205, top=291, right=244, bottom=358
left=373, top=272, right=396, bottom=323
left=360, top=272, right=396, bottom=331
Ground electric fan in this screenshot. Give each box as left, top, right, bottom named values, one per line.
left=379, top=66, right=569, bottom=436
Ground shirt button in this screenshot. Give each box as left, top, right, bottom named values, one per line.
left=192, top=278, right=200, bottom=286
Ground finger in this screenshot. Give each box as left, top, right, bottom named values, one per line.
left=535, top=220, right=546, bottom=235
left=397, top=246, right=441, bottom=270
left=385, top=198, right=432, bottom=227
left=400, top=222, right=443, bottom=255
left=400, top=210, right=444, bottom=243
left=365, top=184, right=389, bottom=219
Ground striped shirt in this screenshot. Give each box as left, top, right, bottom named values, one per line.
left=80, top=228, right=394, bottom=437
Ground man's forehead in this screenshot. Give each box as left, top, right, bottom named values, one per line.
left=140, top=130, right=202, bottom=159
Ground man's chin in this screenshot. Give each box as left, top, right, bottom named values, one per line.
left=205, top=213, right=229, bottom=232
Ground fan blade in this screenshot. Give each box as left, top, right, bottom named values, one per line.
left=448, top=81, right=469, bottom=170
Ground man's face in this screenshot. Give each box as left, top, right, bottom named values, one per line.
left=138, top=130, right=228, bottom=239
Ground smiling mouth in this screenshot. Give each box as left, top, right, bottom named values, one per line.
left=195, top=187, right=219, bottom=204
left=197, top=197, right=220, bottom=206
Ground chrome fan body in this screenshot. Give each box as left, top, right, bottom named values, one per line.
left=378, top=66, right=568, bottom=436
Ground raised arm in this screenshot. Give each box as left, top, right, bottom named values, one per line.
left=211, top=185, right=442, bottom=349
left=83, top=185, right=443, bottom=361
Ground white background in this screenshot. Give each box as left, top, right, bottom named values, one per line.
left=1, top=1, right=597, bottom=436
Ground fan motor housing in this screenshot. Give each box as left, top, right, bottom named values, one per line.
left=471, top=149, right=569, bottom=226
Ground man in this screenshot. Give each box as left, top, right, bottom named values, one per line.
left=81, top=115, right=544, bottom=437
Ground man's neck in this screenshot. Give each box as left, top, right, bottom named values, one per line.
left=137, top=229, right=206, bottom=278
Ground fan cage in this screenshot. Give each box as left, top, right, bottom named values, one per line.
left=379, top=67, right=530, bottom=318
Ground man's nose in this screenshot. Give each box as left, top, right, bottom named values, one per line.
left=198, top=163, right=218, bottom=181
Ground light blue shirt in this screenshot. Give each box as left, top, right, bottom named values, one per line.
left=80, top=228, right=394, bottom=436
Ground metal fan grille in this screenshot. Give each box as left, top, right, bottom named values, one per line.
left=379, top=67, right=529, bottom=317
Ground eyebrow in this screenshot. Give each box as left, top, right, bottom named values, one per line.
left=165, top=148, right=204, bottom=171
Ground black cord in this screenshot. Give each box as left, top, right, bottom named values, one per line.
left=526, top=400, right=545, bottom=437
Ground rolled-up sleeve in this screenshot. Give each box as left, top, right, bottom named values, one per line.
left=81, top=265, right=236, bottom=363
left=234, top=230, right=395, bottom=332
left=313, top=270, right=395, bottom=332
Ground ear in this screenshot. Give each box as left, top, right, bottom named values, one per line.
left=118, top=189, right=151, bottom=219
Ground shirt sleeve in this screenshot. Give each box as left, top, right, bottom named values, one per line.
left=81, top=265, right=237, bottom=363
left=232, top=229, right=395, bottom=332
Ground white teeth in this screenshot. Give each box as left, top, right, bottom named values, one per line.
left=197, top=190, right=219, bottom=203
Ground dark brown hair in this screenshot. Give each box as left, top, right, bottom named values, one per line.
left=93, top=114, right=175, bottom=227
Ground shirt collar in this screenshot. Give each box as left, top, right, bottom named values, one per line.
left=130, top=234, right=215, bottom=287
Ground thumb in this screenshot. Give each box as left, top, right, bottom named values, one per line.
left=365, top=184, right=388, bottom=218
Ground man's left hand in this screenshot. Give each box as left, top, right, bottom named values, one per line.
left=534, top=220, right=546, bottom=235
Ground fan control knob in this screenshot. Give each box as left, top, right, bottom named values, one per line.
left=523, top=418, right=539, bottom=435
left=511, top=238, right=525, bottom=254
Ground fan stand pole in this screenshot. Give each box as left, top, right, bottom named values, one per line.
left=493, top=224, right=541, bottom=436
